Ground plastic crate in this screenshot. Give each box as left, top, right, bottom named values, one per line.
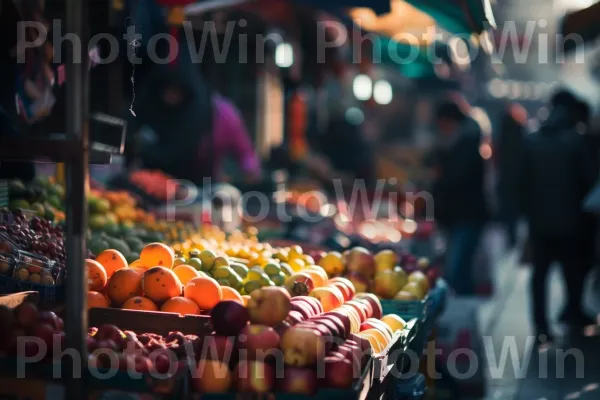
left=0, top=275, right=65, bottom=308
left=380, top=295, right=432, bottom=322
left=0, top=180, right=7, bottom=208
left=396, top=374, right=426, bottom=400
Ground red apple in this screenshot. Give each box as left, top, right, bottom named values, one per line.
left=247, top=287, right=292, bottom=327
left=32, top=323, right=56, bottom=350
left=325, top=356, right=358, bottom=388
left=346, top=272, right=370, bottom=294
left=291, top=296, right=323, bottom=315
left=318, top=315, right=348, bottom=340
left=309, top=318, right=342, bottom=341
left=278, top=367, right=318, bottom=395
left=211, top=301, right=250, bottom=336
left=360, top=318, right=394, bottom=340
left=336, top=344, right=363, bottom=369
left=151, top=349, right=177, bottom=375
left=328, top=282, right=351, bottom=302
left=346, top=247, right=375, bottom=278
left=202, top=335, right=236, bottom=363
left=15, top=302, right=38, bottom=329
left=275, top=321, right=291, bottom=338
left=329, top=277, right=356, bottom=296
left=281, top=327, right=326, bottom=367
left=285, top=311, right=305, bottom=325
left=194, top=360, right=232, bottom=392
left=38, top=311, right=61, bottom=331
left=354, top=293, right=383, bottom=319
left=344, top=300, right=370, bottom=322
left=290, top=302, right=313, bottom=320
left=96, top=324, right=126, bottom=348
left=234, top=361, right=275, bottom=393
left=238, top=325, right=281, bottom=361
left=353, top=299, right=374, bottom=319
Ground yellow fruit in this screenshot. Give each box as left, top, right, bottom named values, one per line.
left=318, top=252, right=344, bottom=276
left=288, top=259, right=305, bottom=272
left=172, top=264, right=201, bottom=285
left=380, top=314, right=407, bottom=333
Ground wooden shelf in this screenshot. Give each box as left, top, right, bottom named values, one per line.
left=0, top=136, right=112, bottom=164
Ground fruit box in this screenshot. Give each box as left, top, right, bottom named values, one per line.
left=371, top=319, right=418, bottom=383
left=379, top=295, right=431, bottom=322
left=185, top=357, right=375, bottom=400
left=89, top=307, right=213, bottom=337
left=0, top=274, right=65, bottom=309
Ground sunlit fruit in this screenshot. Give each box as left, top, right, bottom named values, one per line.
left=172, top=264, right=200, bottom=285
left=86, top=259, right=108, bottom=292
left=380, top=314, right=406, bottom=333
left=373, top=269, right=408, bottom=299
left=345, top=247, right=375, bottom=278
left=247, top=287, right=291, bottom=327
left=221, top=286, right=244, bottom=304
left=184, top=277, right=222, bottom=310
left=106, top=268, right=143, bottom=306
left=401, top=282, right=425, bottom=300
left=374, top=249, right=398, bottom=272
left=238, top=324, right=281, bottom=360
left=95, top=250, right=129, bottom=278
left=408, top=270, right=430, bottom=292
left=140, top=243, right=175, bottom=269
left=142, top=267, right=183, bottom=304
left=309, top=287, right=343, bottom=312
left=161, top=297, right=201, bottom=315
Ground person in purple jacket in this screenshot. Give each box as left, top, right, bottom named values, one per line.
left=128, top=49, right=260, bottom=185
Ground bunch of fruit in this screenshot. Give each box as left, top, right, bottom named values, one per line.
left=191, top=284, right=406, bottom=394
left=7, top=177, right=65, bottom=223
left=317, top=247, right=440, bottom=301
left=128, top=170, right=179, bottom=202
left=0, top=300, right=193, bottom=376
left=0, top=209, right=71, bottom=273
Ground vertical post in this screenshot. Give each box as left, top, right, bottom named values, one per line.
left=65, top=0, right=89, bottom=398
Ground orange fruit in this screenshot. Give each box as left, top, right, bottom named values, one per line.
left=357, top=332, right=384, bottom=353
left=129, top=259, right=150, bottom=270
left=142, top=267, right=183, bottom=304
left=193, top=360, right=232, bottom=392
left=361, top=328, right=390, bottom=349
left=131, top=267, right=148, bottom=275
left=172, top=264, right=200, bottom=285
left=380, top=314, right=406, bottom=333
left=304, top=266, right=328, bottom=287
left=184, top=277, right=222, bottom=310
left=86, top=259, right=108, bottom=292
left=106, top=268, right=143, bottom=306
left=87, top=291, right=110, bottom=309
left=161, top=296, right=201, bottom=315
left=140, top=243, right=175, bottom=269
left=95, top=250, right=128, bottom=278
left=122, top=296, right=159, bottom=312
left=241, top=295, right=251, bottom=307
left=220, top=286, right=243, bottom=305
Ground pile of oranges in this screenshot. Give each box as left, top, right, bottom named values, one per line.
left=87, top=242, right=244, bottom=315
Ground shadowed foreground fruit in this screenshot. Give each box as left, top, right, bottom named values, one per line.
left=161, top=297, right=201, bottom=315
left=278, top=367, right=318, bottom=395
left=234, top=361, right=275, bottom=393
left=194, top=360, right=232, bottom=392
left=247, top=287, right=291, bottom=327
left=238, top=324, right=280, bottom=360
left=86, top=259, right=108, bottom=292
left=122, top=296, right=159, bottom=312
left=210, top=301, right=249, bottom=336
left=281, top=326, right=326, bottom=367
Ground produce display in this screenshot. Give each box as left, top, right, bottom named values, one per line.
left=6, top=178, right=65, bottom=223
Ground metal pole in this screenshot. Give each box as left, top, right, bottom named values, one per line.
left=65, top=0, right=89, bottom=398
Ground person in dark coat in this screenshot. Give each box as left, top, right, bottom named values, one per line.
left=520, top=90, right=596, bottom=344
left=495, top=104, right=527, bottom=249
left=430, top=99, right=488, bottom=295
left=0, top=1, right=35, bottom=181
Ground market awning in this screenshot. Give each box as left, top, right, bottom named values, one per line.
left=403, top=0, right=495, bottom=34
left=560, top=1, right=600, bottom=53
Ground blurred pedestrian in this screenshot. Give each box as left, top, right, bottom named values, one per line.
left=126, top=38, right=260, bottom=185
left=495, top=104, right=527, bottom=249
left=520, top=90, right=596, bottom=344
left=430, top=99, right=488, bottom=295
